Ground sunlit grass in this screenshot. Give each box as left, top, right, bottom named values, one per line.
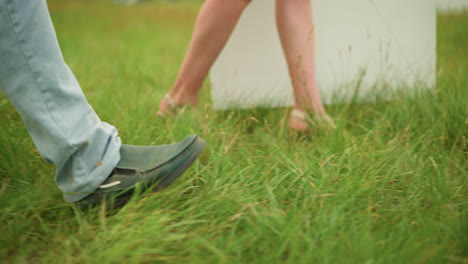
left=0, top=1, right=466, bottom=263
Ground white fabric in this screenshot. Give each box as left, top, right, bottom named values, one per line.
left=210, top=0, right=436, bottom=110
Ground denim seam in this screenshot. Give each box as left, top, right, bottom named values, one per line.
left=5, top=0, right=94, bottom=195
left=5, top=0, right=78, bottom=155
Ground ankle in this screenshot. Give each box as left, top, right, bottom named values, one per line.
left=294, top=105, right=327, bottom=116
left=168, top=90, right=198, bottom=107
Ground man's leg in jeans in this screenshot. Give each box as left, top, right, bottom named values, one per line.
left=0, top=0, right=205, bottom=205
left=0, top=0, right=121, bottom=202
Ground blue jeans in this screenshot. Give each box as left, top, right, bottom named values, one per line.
left=0, top=0, right=121, bottom=202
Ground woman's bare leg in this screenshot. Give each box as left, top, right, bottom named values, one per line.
left=276, top=0, right=330, bottom=130
left=159, top=0, right=250, bottom=114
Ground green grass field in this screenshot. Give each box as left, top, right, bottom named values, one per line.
left=0, top=1, right=466, bottom=263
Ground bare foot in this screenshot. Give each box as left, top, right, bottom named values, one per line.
left=288, top=111, right=309, bottom=132
left=157, top=93, right=198, bottom=117
left=287, top=109, right=335, bottom=132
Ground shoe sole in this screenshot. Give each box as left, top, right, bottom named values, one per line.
left=111, top=136, right=206, bottom=208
